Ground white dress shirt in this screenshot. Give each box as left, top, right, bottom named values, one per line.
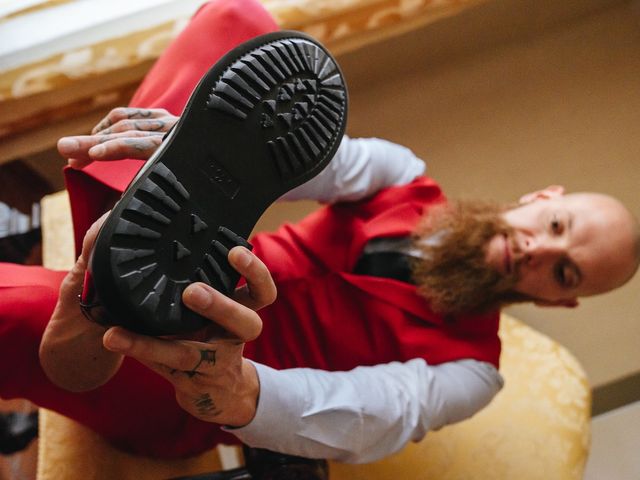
left=228, top=136, right=504, bottom=463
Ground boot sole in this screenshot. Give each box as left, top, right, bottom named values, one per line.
left=86, top=31, right=348, bottom=335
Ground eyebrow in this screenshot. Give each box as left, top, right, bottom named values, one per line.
left=567, top=211, right=574, bottom=231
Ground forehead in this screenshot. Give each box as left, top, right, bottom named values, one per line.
left=549, top=194, right=635, bottom=295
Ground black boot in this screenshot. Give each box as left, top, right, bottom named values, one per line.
left=243, top=446, right=329, bottom=480
left=0, top=411, right=39, bottom=455
left=170, top=467, right=252, bottom=480
left=169, top=447, right=328, bottom=480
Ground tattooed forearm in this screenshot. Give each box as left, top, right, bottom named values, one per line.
left=194, top=393, right=223, bottom=417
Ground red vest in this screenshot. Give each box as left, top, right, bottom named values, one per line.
left=246, top=178, right=501, bottom=370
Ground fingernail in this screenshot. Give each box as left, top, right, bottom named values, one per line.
left=89, top=144, right=105, bottom=158
left=186, top=284, right=212, bottom=309
left=57, top=138, right=79, bottom=154
left=68, top=158, right=84, bottom=170
left=234, top=247, right=252, bottom=269
left=105, top=330, right=132, bottom=351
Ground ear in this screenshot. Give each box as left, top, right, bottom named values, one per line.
left=519, top=185, right=565, bottom=205
left=534, top=297, right=579, bottom=308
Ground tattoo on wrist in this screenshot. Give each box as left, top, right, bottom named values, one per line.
left=194, top=393, right=222, bottom=417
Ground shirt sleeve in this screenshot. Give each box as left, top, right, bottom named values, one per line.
left=280, top=136, right=426, bottom=203
left=226, top=358, right=503, bottom=464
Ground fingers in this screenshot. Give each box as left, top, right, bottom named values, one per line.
left=228, top=246, right=277, bottom=310
left=103, top=327, right=189, bottom=371
left=183, top=283, right=263, bottom=342
left=103, top=327, right=258, bottom=425
left=58, top=131, right=164, bottom=168
left=181, top=247, right=273, bottom=341
left=96, top=118, right=173, bottom=136
left=181, top=246, right=274, bottom=340
left=91, top=107, right=171, bottom=134
left=85, top=134, right=163, bottom=164
left=57, top=107, right=178, bottom=168
left=103, top=327, right=230, bottom=375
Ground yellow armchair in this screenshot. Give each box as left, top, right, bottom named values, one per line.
left=38, top=192, right=590, bottom=480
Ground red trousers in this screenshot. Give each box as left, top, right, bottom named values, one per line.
left=0, top=0, right=278, bottom=459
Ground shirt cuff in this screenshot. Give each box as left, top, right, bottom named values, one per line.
left=222, top=361, right=306, bottom=450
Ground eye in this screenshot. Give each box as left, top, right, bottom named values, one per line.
left=550, top=215, right=564, bottom=235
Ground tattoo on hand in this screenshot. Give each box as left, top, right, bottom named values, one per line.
left=170, top=349, right=217, bottom=378
left=123, top=137, right=163, bottom=152
left=95, top=118, right=113, bottom=133
left=200, top=349, right=217, bottom=365
left=194, top=393, right=222, bottom=417
left=188, top=349, right=216, bottom=376
left=133, top=120, right=166, bottom=132
left=128, top=109, right=152, bottom=119
left=95, top=109, right=154, bottom=133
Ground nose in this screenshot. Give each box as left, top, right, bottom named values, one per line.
left=517, top=234, right=566, bottom=267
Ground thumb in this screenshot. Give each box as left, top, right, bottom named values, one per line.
left=58, top=211, right=110, bottom=305
left=79, top=211, right=110, bottom=263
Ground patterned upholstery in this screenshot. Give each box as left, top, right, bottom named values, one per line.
left=329, top=315, right=590, bottom=480
left=38, top=191, right=590, bottom=480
